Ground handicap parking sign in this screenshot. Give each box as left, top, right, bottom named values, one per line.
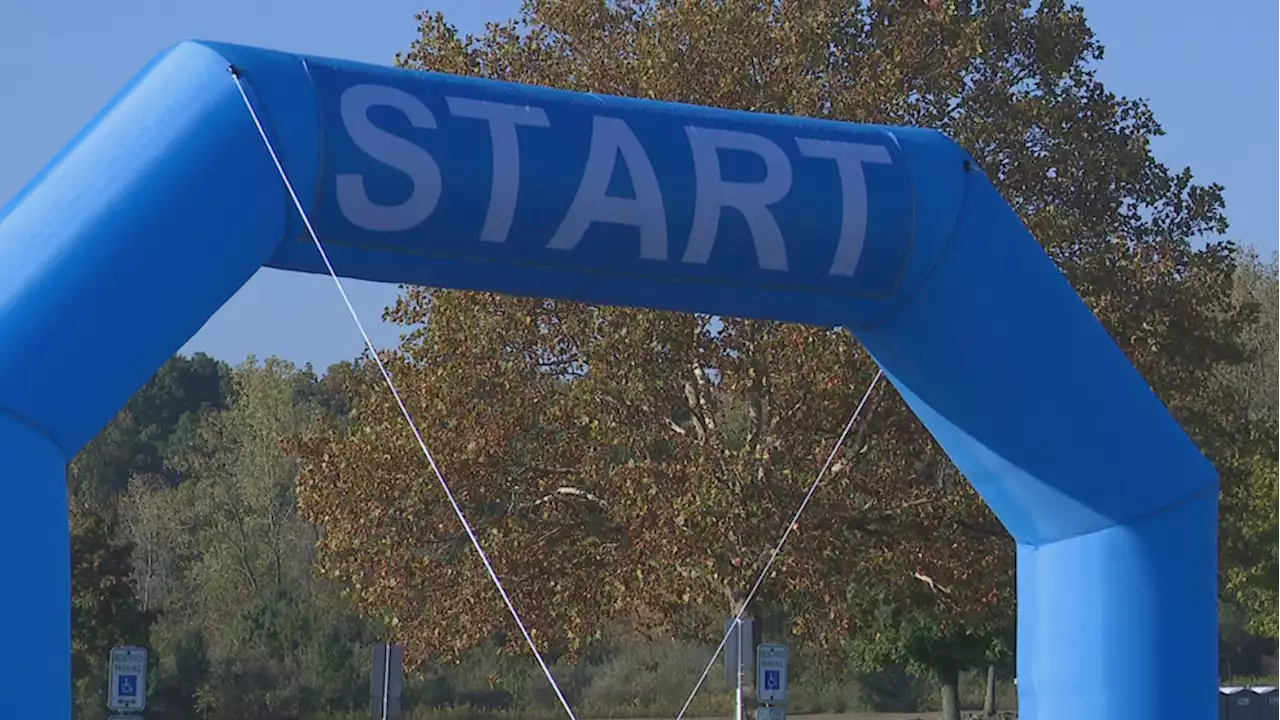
left=117, top=674, right=138, bottom=698
left=108, top=645, right=148, bottom=711
left=756, top=643, right=788, bottom=703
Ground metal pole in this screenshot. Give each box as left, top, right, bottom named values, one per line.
left=381, top=642, right=392, bottom=720
left=734, top=619, right=744, bottom=720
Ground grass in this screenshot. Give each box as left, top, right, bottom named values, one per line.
left=318, top=639, right=1029, bottom=720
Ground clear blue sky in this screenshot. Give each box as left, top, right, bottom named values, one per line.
left=2, top=0, right=1275, bottom=371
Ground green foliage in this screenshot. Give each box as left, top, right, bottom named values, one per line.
left=1221, top=442, right=1279, bottom=638
left=1219, top=248, right=1279, bottom=422
left=146, top=624, right=211, bottom=719
left=96, top=356, right=378, bottom=719
left=70, top=507, right=155, bottom=718
left=70, top=353, right=232, bottom=506
left=1213, top=250, right=1278, bottom=645
left=846, top=587, right=1010, bottom=680
left=194, top=585, right=373, bottom=720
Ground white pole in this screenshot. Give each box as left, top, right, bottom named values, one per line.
left=734, top=619, right=744, bottom=720
left=381, top=643, right=392, bottom=720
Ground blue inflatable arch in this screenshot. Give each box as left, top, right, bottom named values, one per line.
left=0, top=41, right=1216, bottom=719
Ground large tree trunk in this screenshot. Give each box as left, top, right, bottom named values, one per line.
left=983, top=663, right=997, bottom=716
left=937, top=665, right=962, bottom=720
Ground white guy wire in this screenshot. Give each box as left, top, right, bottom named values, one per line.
left=674, top=367, right=885, bottom=720
left=230, top=69, right=579, bottom=720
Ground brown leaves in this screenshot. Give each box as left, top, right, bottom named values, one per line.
left=295, top=0, right=1247, bottom=672
left=295, top=287, right=1015, bottom=668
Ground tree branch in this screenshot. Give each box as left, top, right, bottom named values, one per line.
left=411, top=485, right=613, bottom=560
left=599, top=389, right=689, bottom=438
left=529, top=485, right=611, bottom=510
left=955, top=518, right=1006, bottom=539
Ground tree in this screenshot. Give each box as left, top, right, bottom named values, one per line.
left=297, top=297, right=999, bottom=650
left=1220, top=443, right=1279, bottom=638
left=71, top=506, right=155, bottom=718
left=295, top=2, right=1243, bottom=718
left=67, top=353, right=229, bottom=719
left=70, top=353, right=232, bottom=507
left=118, top=356, right=376, bottom=719
left=1219, top=247, right=1278, bottom=422
left=119, top=473, right=190, bottom=612
left=193, top=584, right=375, bottom=720
left=165, top=357, right=322, bottom=608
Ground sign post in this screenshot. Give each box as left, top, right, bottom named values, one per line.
left=369, top=643, right=405, bottom=719
left=723, top=617, right=755, bottom=720
left=722, top=617, right=754, bottom=685
left=107, top=645, right=148, bottom=713
left=757, top=642, right=789, bottom=716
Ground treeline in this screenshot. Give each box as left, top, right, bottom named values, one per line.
left=68, top=247, right=1277, bottom=719
left=70, top=356, right=373, bottom=719
left=67, top=353, right=982, bottom=719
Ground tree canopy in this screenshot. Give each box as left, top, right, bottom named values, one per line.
left=293, top=5, right=1253, bottom=716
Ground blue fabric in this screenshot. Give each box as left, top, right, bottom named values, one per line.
left=0, top=41, right=1218, bottom=719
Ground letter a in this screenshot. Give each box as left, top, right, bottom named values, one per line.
left=548, top=116, right=668, bottom=261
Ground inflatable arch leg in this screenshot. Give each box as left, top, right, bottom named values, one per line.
left=0, top=41, right=1217, bottom=719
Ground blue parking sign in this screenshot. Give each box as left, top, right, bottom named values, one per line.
left=756, top=643, right=788, bottom=704
left=108, top=645, right=148, bottom=711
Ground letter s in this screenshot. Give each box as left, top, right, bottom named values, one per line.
left=336, top=84, right=442, bottom=233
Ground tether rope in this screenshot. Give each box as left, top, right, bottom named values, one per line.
left=230, top=68, right=579, bottom=720
left=674, top=367, right=884, bottom=720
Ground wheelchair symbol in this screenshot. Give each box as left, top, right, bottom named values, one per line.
left=117, top=674, right=137, bottom=697
left=763, top=669, right=780, bottom=691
